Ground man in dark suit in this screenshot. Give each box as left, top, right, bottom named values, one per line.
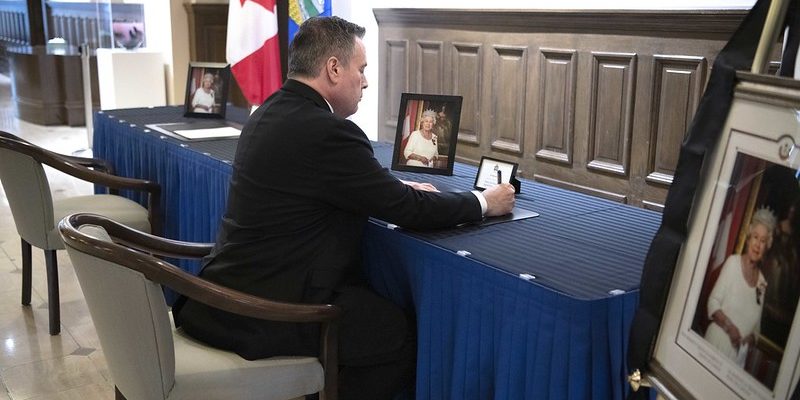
left=174, top=16, right=515, bottom=399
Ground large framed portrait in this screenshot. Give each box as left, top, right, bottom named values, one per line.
left=183, top=62, right=231, bottom=119
left=390, top=93, right=462, bottom=176
left=651, top=73, right=800, bottom=400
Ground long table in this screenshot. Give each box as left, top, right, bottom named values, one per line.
left=93, top=106, right=661, bottom=400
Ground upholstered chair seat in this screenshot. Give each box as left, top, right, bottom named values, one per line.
left=48, top=195, right=151, bottom=248
left=169, top=319, right=323, bottom=399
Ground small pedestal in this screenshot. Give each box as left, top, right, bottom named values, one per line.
left=96, top=49, right=166, bottom=109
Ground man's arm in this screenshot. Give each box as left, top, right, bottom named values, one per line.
left=401, top=180, right=439, bottom=192
left=401, top=180, right=515, bottom=218
left=315, top=120, right=495, bottom=229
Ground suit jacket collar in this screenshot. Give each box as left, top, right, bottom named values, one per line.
left=283, top=79, right=332, bottom=113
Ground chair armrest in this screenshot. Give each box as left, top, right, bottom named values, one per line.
left=0, top=134, right=163, bottom=235
left=92, top=213, right=213, bottom=259
left=62, top=154, right=116, bottom=175
left=59, top=213, right=341, bottom=323
left=59, top=213, right=341, bottom=400
left=0, top=133, right=155, bottom=192
left=0, top=131, right=115, bottom=174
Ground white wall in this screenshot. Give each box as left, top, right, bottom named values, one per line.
left=334, top=0, right=756, bottom=140
left=141, top=0, right=212, bottom=106
left=111, top=0, right=188, bottom=106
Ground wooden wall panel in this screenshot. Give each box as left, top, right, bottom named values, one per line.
left=534, top=174, right=628, bottom=203
left=375, top=8, right=749, bottom=209
left=489, top=45, right=527, bottom=155
left=185, top=4, right=247, bottom=107
left=198, top=25, right=227, bottom=61
left=643, top=200, right=665, bottom=213
left=383, top=39, right=409, bottom=128
left=587, top=52, right=636, bottom=176
left=416, top=41, right=443, bottom=93
left=536, top=49, right=576, bottom=165
left=647, top=55, right=707, bottom=185
left=452, top=42, right=481, bottom=145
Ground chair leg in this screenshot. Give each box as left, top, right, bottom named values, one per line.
left=20, top=239, right=32, bottom=306
left=114, top=386, right=127, bottom=400
left=44, top=250, right=60, bottom=335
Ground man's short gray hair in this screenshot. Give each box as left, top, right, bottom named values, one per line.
left=287, top=16, right=366, bottom=79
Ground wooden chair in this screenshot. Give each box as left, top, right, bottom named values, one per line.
left=0, top=131, right=160, bottom=335
left=58, top=213, right=341, bottom=400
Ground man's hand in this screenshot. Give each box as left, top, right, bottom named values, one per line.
left=483, top=183, right=515, bottom=217
left=401, top=180, right=439, bottom=192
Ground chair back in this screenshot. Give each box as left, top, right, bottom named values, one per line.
left=62, top=222, right=176, bottom=400
left=0, top=136, right=56, bottom=249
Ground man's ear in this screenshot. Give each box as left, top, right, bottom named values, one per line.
left=325, top=56, right=340, bottom=83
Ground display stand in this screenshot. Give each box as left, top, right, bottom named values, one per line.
left=96, top=48, right=166, bottom=110
left=627, top=0, right=800, bottom=399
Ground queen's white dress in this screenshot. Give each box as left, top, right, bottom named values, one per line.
left=704, top=254, right=765, bottom=365
left=403, top=130, right=438, bottom=167
left=192, top=89, right=215, bottom=113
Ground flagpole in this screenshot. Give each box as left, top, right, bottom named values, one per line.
left=752, top=0, right=790, bottom=74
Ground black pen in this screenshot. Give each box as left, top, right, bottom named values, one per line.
left=497, top=170, right=502, bottom=185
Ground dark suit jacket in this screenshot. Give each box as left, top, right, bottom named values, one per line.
left=173, top=79, right=482, bottom=360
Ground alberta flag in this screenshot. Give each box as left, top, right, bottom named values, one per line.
left=288, top=0, right=332, bottom=44
left=227, top=0, right=282, bottom=106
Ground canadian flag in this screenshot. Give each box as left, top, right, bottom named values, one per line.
left=227, top=0, right=283, bottom=106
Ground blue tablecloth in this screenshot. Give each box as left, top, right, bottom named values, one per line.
left=93, top=106, right=660, bottom=400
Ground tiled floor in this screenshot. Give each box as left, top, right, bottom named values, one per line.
left=0, top=74, right=115, bottom=399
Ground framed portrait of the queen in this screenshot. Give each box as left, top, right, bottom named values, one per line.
left=390, top=93, right=462, bottom=176
left=650, top=72, right=800, bottom=400
left=183, top=62, right=230, bottom=119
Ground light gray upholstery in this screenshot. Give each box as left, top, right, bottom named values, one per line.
left=171, top=325, right=323, bottom=400
left=0, top=134, right=159, bottom=336
left=0, top=147, right=55, bottom=250
left=0, top=149, right=151, bottom=251
left=51, top=195, right=149, bottom=248
left=66, top=225, right=324, bottom=400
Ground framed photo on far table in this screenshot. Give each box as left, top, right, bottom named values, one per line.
left=650, top=73, right=800, bottom=400
left=183, top=62, right=230, bottom=119
left=391, top=93, right=462, bottom=176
